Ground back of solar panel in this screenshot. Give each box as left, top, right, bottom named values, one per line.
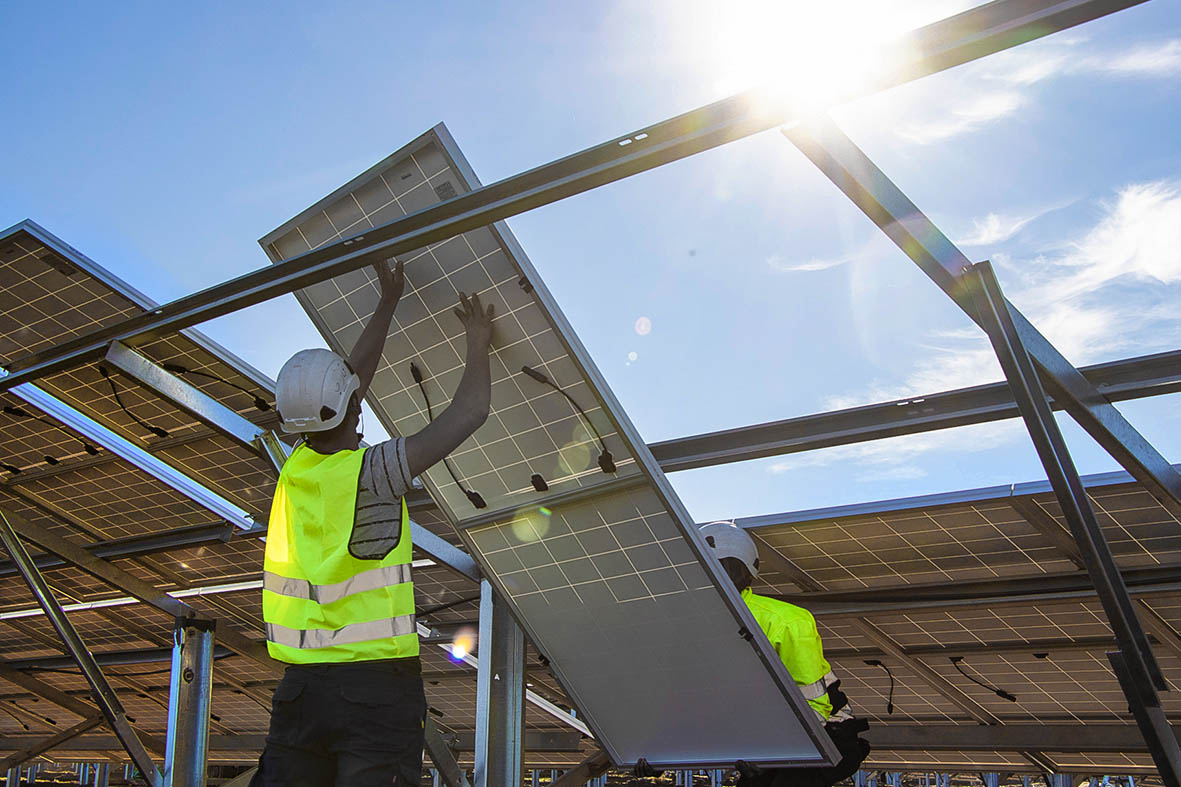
left=258, top=124, right=835, bottom=769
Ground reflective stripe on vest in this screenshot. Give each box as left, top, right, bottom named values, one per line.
left=799, top=670, right=838, bottom=701
left=263, top=563, right=412, bottom=606
left=265, top=613, right=417, bottom=650
left=263, top=443, right=417, bottom=664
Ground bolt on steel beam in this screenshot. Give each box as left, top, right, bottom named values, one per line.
left=162, top=619, right=215, bottom=787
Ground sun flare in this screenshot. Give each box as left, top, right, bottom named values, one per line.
left=697, top=0, right=918, bottom=110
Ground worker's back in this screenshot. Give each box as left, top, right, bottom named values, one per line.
left=741, top=588, right=834, bottom=720
left=263, top=442, right=418, bottom=665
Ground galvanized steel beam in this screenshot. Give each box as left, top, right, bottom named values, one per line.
left=783, top=561, right=1181, bottom=616
left=966, top=260, right=1180, bottom=783
left=651, top=348, right=1181, bottom=473
left=0, top=1, right=1147, bottom=395
left=99, top=342, right=481, bottom=581
left=162, top=619, right=215, bottom=787
left=0, top=510, right=161, bottom=783
left=865, top=723, right=1181, bottom=752
left=783, top=117, right=1181, bottom=520
left=0, top=716, right=105, bottom=773
left=848, top=618, right=1000, bottom=724
left=473, top=580, right=526, bottom=787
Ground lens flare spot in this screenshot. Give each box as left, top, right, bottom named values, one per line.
left=634, top=317, right=652, bottom=336
left=627, top=351, right=638, bottom=364
left=511, top=508, right=551, bottom=543
left=450, top=627, right=476, bottom=661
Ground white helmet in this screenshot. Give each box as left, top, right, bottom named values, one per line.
left=275, top=349, right=360, bottom=433
left=698, top=520, right=759, bottom=579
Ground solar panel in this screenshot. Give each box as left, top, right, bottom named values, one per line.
left=260, top=124, right=834, bottom=768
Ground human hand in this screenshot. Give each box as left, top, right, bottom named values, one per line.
left=374, top=259, right=405, bottom=306
left=453, top=291, right=495, bottom=350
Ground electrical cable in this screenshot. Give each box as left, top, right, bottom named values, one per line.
left=409, top=362, right=486, bottom=509
left=160, top=363, right=271, bottom=411
left=2, top=405, right=100, bottom=458
left=519, top=365, right=616, bottom=474
left=0, top=704, right=30, bottom=731
left=418, top=594, right=481, bottom=620
left=864, top=659, right=895, bottom=714
left=97, top=365, right=169, bottom=439
left=950, top=656, right=1017, bottom=702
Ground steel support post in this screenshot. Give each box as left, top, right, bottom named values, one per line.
left=93, top=763, right=109, bottom=787
left=472, top=579, right=525, bottom=787
left=4, top=768, right=15, bottom=787
left=966, top=261, right=1181, bottom=786
left=162, top=618, right=215, bottom=787
left=0, top=511, right=160, bottom=784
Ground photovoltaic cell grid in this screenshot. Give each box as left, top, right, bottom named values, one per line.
left=752, top=480, right=1181, bottom=595
left=259, top=132, right=636, bottom=521
left=0, top=223, right=281, bottom=528
left=261, top=125, right=832, bottom=767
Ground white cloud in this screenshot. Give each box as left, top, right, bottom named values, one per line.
left=1101, top=40, right=1181, bottom=76
left=767, top=420, right=1025, bottom=474
left=767, top=254, right=851, bottom=273
left=776, top=179, right=1181, bottom=478
left=888, top=37, right=1181, bottom=145
left=957, top=210, right=1041, bottom=247
left=895, top=92, right=1025, bottom=145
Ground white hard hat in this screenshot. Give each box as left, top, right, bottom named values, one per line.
left=275, top=349, right=360, bottom=434
left=698, top=520, right=759, bottom=579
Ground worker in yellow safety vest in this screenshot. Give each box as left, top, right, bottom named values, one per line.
left=251, top=260, right=495, bottom=787
left=699, top=521, right=871, bottom=787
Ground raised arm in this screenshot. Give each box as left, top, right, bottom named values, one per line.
left=348, top=259, right=404, bottom=398
left=405, top=292, right=494, bottom=479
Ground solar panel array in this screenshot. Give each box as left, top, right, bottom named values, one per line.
left=749, top=474, right=1181, bottom=774
left=260, top=125, right=835, bottom=768
left=0, top=222, right=590, bottom=770
left=1, top=199, right=1180, bottom=774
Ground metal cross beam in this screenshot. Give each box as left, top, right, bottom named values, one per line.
left=0, top=1, right=1148, bottom=395
left=782, top=118, right=1181, bottom=520
left=650, top=348, right=1181, bottom=473
left=849, top=618, right=1000, bottom=724
left=0, top=716, right=105, bottom=773
left=967, top=260, right=1181, bottom=781
left=0, top=510, right=161, bottom=783
left=102, top=340, right=482, bottom=582
left=865, top=723, right=1181, bottom=753
left=779, top=561, right=1181, bottom=617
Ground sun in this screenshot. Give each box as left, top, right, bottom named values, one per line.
left=695, top=0, right=924, bottom=111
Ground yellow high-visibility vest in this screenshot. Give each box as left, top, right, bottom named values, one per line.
left=742, top=588, right=836, bottom=721
left=263, top=444, right=418, bottom=664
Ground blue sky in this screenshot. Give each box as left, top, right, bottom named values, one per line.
left=3, top=1, right=1180, bottom=521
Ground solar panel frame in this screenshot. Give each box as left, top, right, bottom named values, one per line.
left=259, top=123, right=838, bottom=768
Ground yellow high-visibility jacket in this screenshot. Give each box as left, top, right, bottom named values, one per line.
left=742, top=588, right=841, bottom=721
left=263, top=444, right=417, bottom=664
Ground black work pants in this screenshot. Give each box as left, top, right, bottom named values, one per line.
left=251, top=658, right=426, bottom=787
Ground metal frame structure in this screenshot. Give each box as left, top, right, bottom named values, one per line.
left=782, top=115, right=1181, bottom=781
left=1, top=0, right=1178, bottom=781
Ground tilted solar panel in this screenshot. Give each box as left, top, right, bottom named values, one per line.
left=260, top=124, right=835, bottom=768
